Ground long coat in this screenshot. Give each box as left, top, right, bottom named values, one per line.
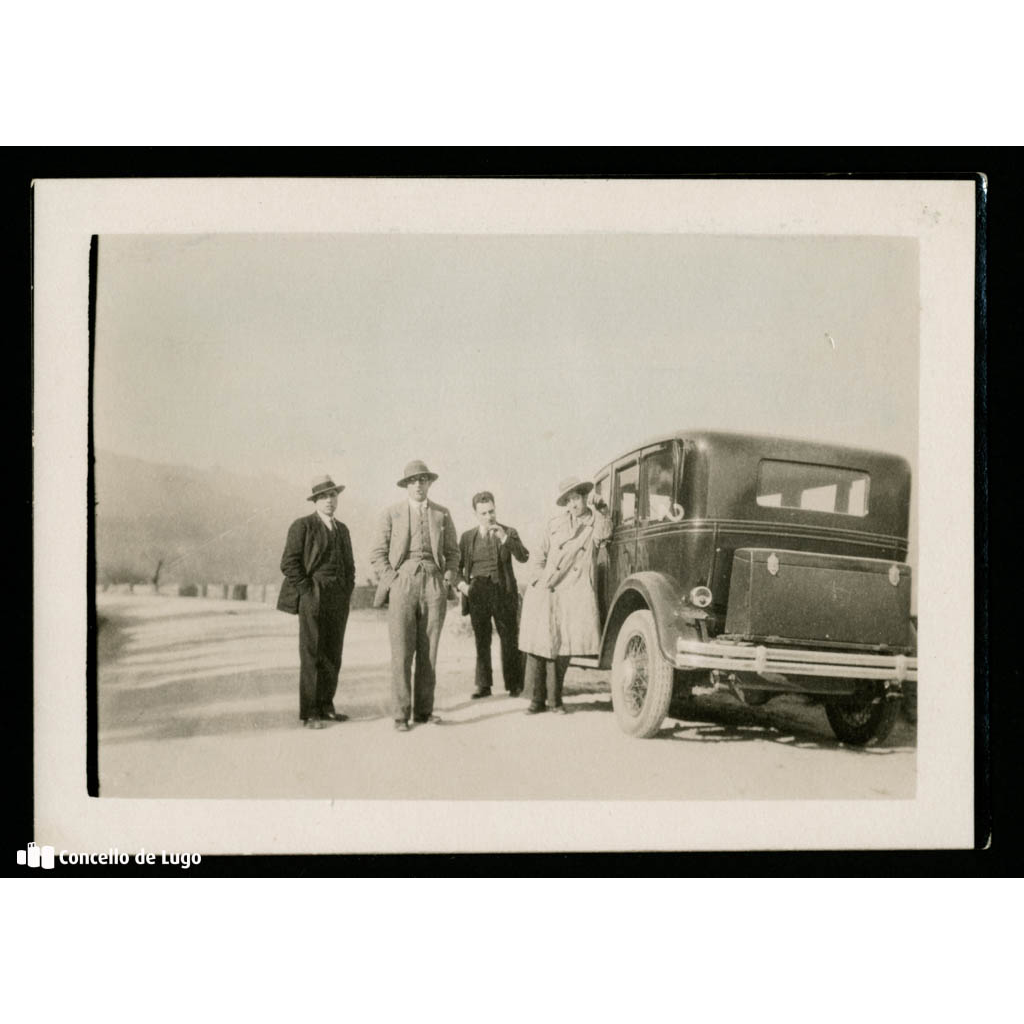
left=368, top=499, right=460, bottom=608
left=277, top=513, right=355, bottom=614
left=518, top=506, right=611, bottom=658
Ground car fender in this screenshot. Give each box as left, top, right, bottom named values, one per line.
left=598, top=571, right=706, bottom=669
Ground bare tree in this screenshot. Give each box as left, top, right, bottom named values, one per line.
left=100, top=563, right=147, bottom=593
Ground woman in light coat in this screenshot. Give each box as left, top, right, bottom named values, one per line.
left=518, top=476, right=611, bottom=714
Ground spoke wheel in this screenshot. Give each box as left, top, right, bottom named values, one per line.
left=735, top=684, right=772, bottom=706
left=610, top=610, right=674, bottom=737
left=623, top=633, right=651, bottom=715
left=825, top=685, right=900, bottom=746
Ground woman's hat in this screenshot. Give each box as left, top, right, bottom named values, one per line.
left=397, top=459, right=439, bottom=487
left=556, top=476, right=594, bottom=506
left=307, top=474, right=345, bottom=501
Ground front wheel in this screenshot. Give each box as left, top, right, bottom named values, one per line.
left=610, top=610, right=674, bottom=737
left=825, top=685, right=901, bottom=746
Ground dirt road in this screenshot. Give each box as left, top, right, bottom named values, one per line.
left=96, top=593, right=916, bottom=800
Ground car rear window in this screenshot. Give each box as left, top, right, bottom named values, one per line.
left=755, top=460, right=869, bottom=516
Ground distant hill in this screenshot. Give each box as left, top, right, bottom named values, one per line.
left=95, top=452, right=380, bottom=587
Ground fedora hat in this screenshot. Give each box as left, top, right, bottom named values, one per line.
left=555, top=476, right=594, bottom=506
left=306, top=474, right=345, bottom=501
left=397, top=459, right=439, bottom=487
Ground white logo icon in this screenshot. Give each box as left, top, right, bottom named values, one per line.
left=17, top=842, right=55, bottom=869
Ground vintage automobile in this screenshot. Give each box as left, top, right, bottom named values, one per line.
left=580, top=430, right=917, bottom=745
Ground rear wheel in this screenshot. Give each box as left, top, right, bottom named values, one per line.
left=825, top=684, right=900, bottom=746
left=901, top=682, right=917, bottom=725
left=610, top=610, right=674, bottom=737
left=735, top=684, right=772, bottom=706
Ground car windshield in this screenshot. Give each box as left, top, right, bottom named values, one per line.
left=755, top=459, right=869, bottom=516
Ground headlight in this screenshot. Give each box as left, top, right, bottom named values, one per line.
left=689, top=586, right=713, bottom=608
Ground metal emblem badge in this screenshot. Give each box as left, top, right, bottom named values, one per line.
left=767, top=552, right=780, bottom=576
left=888, top=564, right=900, bottom=586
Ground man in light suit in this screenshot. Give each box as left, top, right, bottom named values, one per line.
left=369, top=460, right=460, bottom=732
left=277, top=475, right=355, bottom=729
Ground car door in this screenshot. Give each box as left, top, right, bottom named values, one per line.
left=608, top=456, right=639, bottom=598
left=592, top=469, right=611, bottom=622
left=637, top=441, right=685, bottom=578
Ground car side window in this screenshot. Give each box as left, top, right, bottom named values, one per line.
left=615, top=462, right=639, bottom=525
left=641, top=445, right=676, bottom=522
left=593, top=473, right=609, bottom=508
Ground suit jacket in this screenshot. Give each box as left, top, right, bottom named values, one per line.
left=369, top=499, right=460, bottom=608
left=277, top=513, right=355, bottom=614
left=457, top=524, right=529, bottom=615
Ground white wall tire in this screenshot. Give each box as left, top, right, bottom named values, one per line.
left=610, top=609, right=674, bottom=738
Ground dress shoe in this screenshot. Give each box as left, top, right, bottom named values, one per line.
left=413, top=714, right=442, bottom=724
left=507, top=687, right=523, bottom=697
left=305, top=717, right=325, bottom=730
left=321, top=710, right=348, bottom=722
left=525, top=704, right=546, bottom=715
left=394, top=721, right=411, bottom=732
left=550, top=704, right=569, bottom=715
left=470, top=689, right=492, bottom=700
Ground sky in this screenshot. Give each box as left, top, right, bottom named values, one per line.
left=94, top=232, right=919, bottom=568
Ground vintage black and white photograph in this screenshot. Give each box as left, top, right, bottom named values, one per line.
left=33, top=177, right=976, bottom=853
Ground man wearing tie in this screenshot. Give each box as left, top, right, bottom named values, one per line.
left=277, top=475, right=355, bottom=729
left=369, top=460, right=460, bottom=732
left=456, top=491, right=530, bottom=699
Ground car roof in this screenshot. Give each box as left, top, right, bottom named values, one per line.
left=592, top=429, right=911, bottom=535
left=598, top=429, right=910, bottom=471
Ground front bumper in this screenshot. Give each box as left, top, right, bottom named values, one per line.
left=674, top=638, right=916, bottom=682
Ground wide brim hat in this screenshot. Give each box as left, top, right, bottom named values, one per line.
left=397, top=459, right=439, bottom=487
left=307, top=474, right=345, bottom=501
left=556, top=476, right=594, bottom=506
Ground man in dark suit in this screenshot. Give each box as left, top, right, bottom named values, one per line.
left=456, top=491, right=530, bottom=699
left=369, top=460, right=460, bottom=732
left=277, top=475, right=355, bottom=729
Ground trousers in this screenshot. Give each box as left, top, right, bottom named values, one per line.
left=468, top=578, right=522, bottom=692
left=524, top=653, right=570, bottom=709
left=388, top=563, right=447, bottom=722
left=297, top=579, right=350, bottom=720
